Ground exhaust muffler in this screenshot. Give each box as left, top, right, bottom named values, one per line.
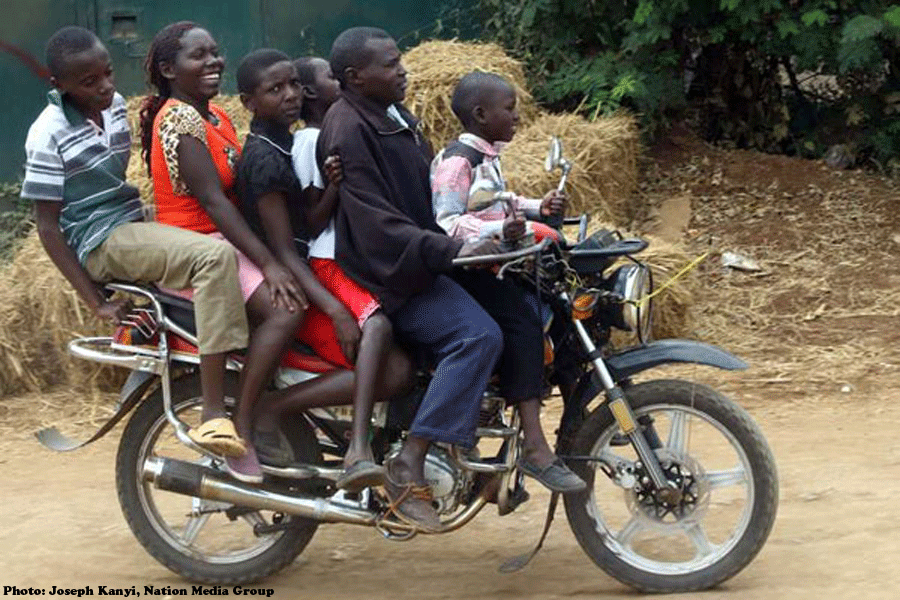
left=142, top=456, right=378, bottom=526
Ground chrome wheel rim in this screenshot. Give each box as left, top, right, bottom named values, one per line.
left=584, top=403, right=754, bottom=575
left=134, top=398, right=286, bottom=563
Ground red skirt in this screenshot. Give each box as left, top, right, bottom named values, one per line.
left=296, top=258, right=382, bottom=370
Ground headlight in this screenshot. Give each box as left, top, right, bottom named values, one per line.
left=608, top=264, right=652, bottom=342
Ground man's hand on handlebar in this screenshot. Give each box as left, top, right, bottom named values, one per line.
left=541, top=190, right=567, bottom=218
left=457, top=238, right=503, bottom=259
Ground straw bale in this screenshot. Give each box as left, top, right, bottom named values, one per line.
left=402, top=40, right=539, bottom=150
left=0, top=232, right=123, bottom=398
left=502, top=113, right=640, bottom=227
left=638, top=236, right=698, bottom=340
left=584, top=225, right=696, bottom=343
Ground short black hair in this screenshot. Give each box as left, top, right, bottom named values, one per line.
left=293, top=56, right=318, bottom=87
left=329, top=27, right=392, bottom=88
left=45, top=26, right=100, bottom=79
left=236, top=48, right=291, bottom=95
left=451, top=71, right=514, bottom=128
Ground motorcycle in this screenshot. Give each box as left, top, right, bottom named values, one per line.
left=38, top=138, right=777, bottom=593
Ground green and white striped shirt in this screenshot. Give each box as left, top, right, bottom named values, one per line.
left=21, top=90, right=143, bottom=264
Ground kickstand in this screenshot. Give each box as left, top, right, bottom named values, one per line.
left=498, top=491, right=559, bottom=573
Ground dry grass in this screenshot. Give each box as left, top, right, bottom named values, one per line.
left=644, top=140, right=900, bottom=394
left=0, top=233, right=124, bottom=398
left=402, top=40, right=540, bottom=150
left=0, top=389, right=117, bottom=442
left=502, top=113, right=640, bottom=226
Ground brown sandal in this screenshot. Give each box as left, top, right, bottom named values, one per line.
left=382, top=462, right=441, bottom=533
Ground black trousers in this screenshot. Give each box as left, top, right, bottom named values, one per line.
left=453, top=268, right=544, bottom=403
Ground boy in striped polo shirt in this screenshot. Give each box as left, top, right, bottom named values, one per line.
left=22, top=26, right=251, bottom=458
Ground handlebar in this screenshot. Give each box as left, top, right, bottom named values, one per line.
left=452, top=238, right=551, bottom=267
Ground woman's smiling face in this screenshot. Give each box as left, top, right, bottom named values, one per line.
left=165, top=28, right=225, bottom=102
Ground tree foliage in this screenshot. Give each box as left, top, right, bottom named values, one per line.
left=480, top=0, right=900, bottom=166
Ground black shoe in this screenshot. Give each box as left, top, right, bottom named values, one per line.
left=517, top=457, right=587, bottom=493
left=254, top=426, right=292, bottom=467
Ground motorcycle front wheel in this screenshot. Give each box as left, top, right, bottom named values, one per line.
left=116, top=372, right=321, bottom=584
left=564, top=379, right=778, bottom=593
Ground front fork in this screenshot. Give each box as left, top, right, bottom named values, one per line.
left=569, top=314, right=677, bottom=498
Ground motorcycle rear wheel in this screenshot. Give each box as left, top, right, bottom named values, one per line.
left=116, top=372, right=321, bottom=584
left=564, top=379, right=778, bottom=592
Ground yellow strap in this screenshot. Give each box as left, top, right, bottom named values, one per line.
left=638, top=251, right=710, bottom=304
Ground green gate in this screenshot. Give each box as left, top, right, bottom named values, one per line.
left=0, top=0, right=476, bottom=183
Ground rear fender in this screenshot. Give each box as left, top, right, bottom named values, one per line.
left=35, top=370, right=157, bottom=452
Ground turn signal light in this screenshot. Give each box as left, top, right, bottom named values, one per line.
left=572, top=292, right=598, bottom=320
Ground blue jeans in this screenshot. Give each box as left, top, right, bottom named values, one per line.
left=390, top=275, right=503, bottom=447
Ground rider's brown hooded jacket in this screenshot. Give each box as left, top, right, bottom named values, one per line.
left=316, top=89, right=463, bottom=314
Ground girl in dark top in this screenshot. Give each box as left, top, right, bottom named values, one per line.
left=139, top=23, right=358, bottom=484
left=234, top=49, right=413, bottom=492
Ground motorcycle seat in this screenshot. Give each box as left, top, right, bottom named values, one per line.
left=113, top=284, right=337, bottom=373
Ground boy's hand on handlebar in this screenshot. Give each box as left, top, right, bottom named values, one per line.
left=95, top=298, right=132, bottom=323
left=324, top=155, right=342, bottom=186
left=457, top=238, right=503, bottom=258
left=331, top=308, right=361, bottom=363
left=540, top=190, right=567, bottom=217
left=502, top=214, right=526, bottom=241
left=262, top=262, right=308, bottom=312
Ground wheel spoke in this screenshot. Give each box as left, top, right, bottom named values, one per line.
left=616, top=516, right=643, bottom=549
left=685, top=523, right=715, bottom=559
left=180, top=512, right=210, bottom=545
left=706, top=466, right=747, bottom=489
left=241, top=511, right=271, bottom=532
left=666, top=410, right=689, bottom=454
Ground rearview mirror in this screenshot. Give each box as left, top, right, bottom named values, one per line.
left=545, top=136, right=562, bottom=172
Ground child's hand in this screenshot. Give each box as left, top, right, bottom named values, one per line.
left=95, top=298, right=132, bottom=323
left=331, top=308, right=361, bottom=363
left=502, top=214, right=526, bottom=241
left=262, top=262, right=308, bottom=313
left=324, top=155, right=343, bottom=186
left=540, top=190, right=567, bottom=217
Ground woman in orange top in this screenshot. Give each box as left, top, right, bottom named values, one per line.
left=138, top=22, right=356, bottom=483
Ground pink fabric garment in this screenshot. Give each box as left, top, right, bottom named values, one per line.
left=162, top=232, right=264, bottom=303
left=430, top=133, right=543, bottom=242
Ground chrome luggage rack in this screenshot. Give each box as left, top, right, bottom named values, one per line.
left=63, top=282, right=222, bottom=458
left=68, top=282, right=210, bottom=373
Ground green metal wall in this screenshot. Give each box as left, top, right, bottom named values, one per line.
left=0, top=0, right=476, bottom=183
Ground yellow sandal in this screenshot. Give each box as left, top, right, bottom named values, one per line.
left=187, top=418, right=247, bottom=457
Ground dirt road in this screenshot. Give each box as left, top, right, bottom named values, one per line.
left=1, top=373, right=898, bottom=599
left=4, top=132, right=900, bottom=599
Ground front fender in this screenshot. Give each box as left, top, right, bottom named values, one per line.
left=566, top=340, right=746, bottom=419
left=605, top=339, right=747, bottom=382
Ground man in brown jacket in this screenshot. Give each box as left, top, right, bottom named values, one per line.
left=318, top=27, right=503, bottom=532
